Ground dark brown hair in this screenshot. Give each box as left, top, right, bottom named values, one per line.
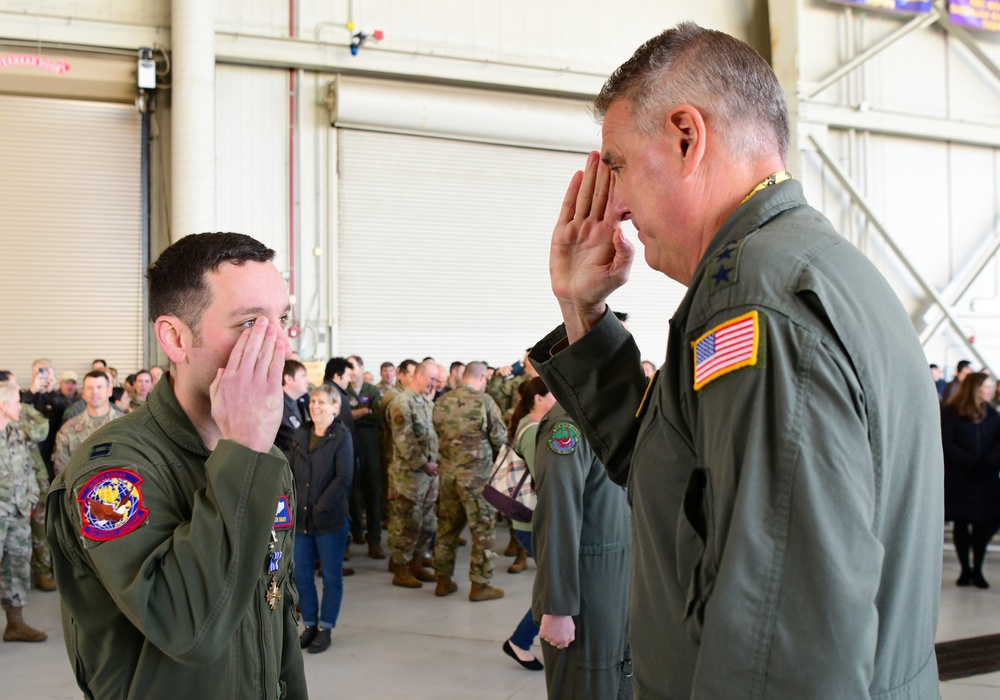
left=507, top=376, right=551, bottom=443
left=147, top=232, right=275, bottom=331
left=948, top=371, right=991, bottom=422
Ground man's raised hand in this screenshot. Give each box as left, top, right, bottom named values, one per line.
left=550, top=151, right=634, bottom=342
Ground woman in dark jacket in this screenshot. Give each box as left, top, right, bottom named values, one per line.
left=291, top=384, right=354, bottom=653
left=942, top=371, right=1000, bottom=588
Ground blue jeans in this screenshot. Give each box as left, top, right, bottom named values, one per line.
left=294, top=519, right=349, bottom=629
left=510, top=529, right=539, bottom=651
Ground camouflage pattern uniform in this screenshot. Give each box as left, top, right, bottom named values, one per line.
left=432, top=385, right=507, bottom=583
left=378, top=383, right=401, bottom=512
left=52, top=409, right=121, bottom=476
left=1, top=424, right=41, bottom=610
left=387, top=387, right=439, bottom=568
left=18, top=404, right=52, bottom=583
left=486, top=373, right=529, bottom=423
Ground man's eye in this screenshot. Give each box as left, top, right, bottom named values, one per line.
left=279, top=316, right=290, bottom=328
left=240, top=319, right=256, bottom=328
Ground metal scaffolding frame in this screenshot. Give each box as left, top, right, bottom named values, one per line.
left=795, top=0, right=1000, bottom=370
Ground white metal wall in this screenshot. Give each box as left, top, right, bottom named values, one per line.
left=335, top=128, right=681, bottom=367
left=0, top=94, right=143, bottom=380
left=771, top=0, right=1000, bottom=374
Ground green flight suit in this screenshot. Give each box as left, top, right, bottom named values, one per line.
left=46, top=378, right=307, bottom=700
left=531, top=180, right=943, bottom=699
left=531, top=405, right=631, bottom=700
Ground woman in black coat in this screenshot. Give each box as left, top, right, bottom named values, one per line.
left=291, top=384, right=354, bottom=653
left=942, top=371, right=1000, bottom=588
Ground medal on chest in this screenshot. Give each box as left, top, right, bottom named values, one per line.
left=266, top=529, right=282, bottom=611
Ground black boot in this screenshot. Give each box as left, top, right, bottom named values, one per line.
left=299, top=625, right=318, bottom=649
left=308, top=628, right=332, bottom=654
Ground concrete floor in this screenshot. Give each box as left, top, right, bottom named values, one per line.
left=3, top=528, right=999, bottom=699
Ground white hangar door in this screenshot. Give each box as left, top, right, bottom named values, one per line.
left=333, top=78, right=684, bottom=368
left=0, top=94, right=142, bottom=380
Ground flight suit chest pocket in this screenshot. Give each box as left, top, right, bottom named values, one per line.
left=676, top=466, right=717, bottom=645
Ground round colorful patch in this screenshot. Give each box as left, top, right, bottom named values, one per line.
left=548, top=422, right=580, bottom=455
left=77, top=469, right=149, bottom=541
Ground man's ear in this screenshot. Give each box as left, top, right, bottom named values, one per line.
left=154, top=316, right=189, bottom=365
left=666, top=105, right=707, bottom=175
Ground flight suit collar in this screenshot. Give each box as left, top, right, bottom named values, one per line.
left=147, top=373, right=210, bottom=457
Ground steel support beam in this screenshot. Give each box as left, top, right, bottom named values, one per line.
left=808, top=135, right=992, bottom=372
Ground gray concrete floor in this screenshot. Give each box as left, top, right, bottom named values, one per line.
left=3, top=527, right=1000, bottom=699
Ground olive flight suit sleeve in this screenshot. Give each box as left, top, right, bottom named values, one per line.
left=56, top=439, right=288, bottom=666
left=684, top=309, right=882, bottom=698
left=531, top=417, right=586, bottom=619
left=529, top=309, right=646, bottom=487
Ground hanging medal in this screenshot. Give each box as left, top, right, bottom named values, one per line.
left=265, top=530, right=282, bottom=611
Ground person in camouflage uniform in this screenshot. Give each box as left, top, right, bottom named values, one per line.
left=52, top=371, right=121, bottom=476
left=0, top=370, right=55, bottom=592
left=431, top=361, right=507, bottom=601
left=486, top=350, right=538, bottom=423
left=387, top=360, right=440, bottom=588
left=0, top=381, right=47, bottom=642
left=378, top=360, right=415, bottom=527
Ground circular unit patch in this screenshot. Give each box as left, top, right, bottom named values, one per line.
left=548, top=422, right=580, bottom=455
left=77, top=469, right=149, bottom=541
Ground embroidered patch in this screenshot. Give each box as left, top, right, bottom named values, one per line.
left=274, top=495, right=292, bottom=530
left=89, top=443, right=113, bottom=459
left=548, top=422, right=580, bottom=455
left=77, top=469, right=149, bottom=541
left=692, top=311, right=761, bottom=391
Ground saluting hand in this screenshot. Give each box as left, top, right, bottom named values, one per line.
left=210, top=316, right=287, bottom=453
left=550, top=151, right=634, bottom=343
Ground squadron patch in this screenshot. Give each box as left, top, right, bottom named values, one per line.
left=548, top=422, right=580, bottom=455
left=692, top=311, right=761, bottom=391
left=273, top=495, right=292, bottom=530
left=77, top=469, right=149, bottom=541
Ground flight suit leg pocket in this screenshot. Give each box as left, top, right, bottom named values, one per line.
left=676, top=467, right=716, bottom=644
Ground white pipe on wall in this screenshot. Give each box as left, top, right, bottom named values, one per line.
left=171, top=0, right=216, bottom=240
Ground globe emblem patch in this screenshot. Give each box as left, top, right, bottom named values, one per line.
left=78, top=469, right=149, bottom=541
left=548, top=422, right=580, bottom=455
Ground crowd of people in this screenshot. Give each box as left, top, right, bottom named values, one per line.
left=0, top=360, right=166, bottom=644
left=1, top=340, right=630, bottom=694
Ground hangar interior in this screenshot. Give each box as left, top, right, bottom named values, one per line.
left=2, top=1, right=1000, bottom=699
left=3, top=0, right=997, bottom=381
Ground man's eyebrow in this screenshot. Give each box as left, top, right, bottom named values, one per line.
left=601, top=150, right=621, bottom=167
left=229, top=304, right=292, bottom=318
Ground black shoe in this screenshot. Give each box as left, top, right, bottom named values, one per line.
left=957, top=571, right=973, bottom=587
left=503, top=639, right=543, bottom=671
left=972, top=572, right=990, bottom=589
left=308, top=628, right=332, bottom=654
left=299, top=625, right=318, bottom=649
left=342, top=566, right=355, bottom=577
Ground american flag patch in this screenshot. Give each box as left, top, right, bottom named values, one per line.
left=692, top=311, right=760, bottom=390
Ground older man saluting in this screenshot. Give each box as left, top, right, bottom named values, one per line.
left=529, top=23, right=943, bottom=699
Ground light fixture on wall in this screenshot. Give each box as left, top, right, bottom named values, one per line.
left=348, top=22, right=384, bottom=56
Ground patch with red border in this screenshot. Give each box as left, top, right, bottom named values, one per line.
left=273, top=495, right=292, bottom=530
left=77, top=469, right=149, bottom=541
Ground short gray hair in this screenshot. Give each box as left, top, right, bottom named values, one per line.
left=594, top=22, right=789, bottom=164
